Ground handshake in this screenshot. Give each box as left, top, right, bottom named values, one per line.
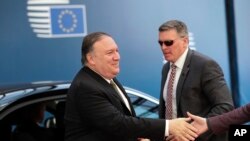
left=140, top=112, right=208, bottom=141
left=165, top=112, right=208, bottom=141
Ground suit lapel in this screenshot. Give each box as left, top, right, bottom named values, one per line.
left=113, top=78, right=135, bottom=116
left=176, top=50, right=192, bottom=107
left=84, top=67, right=123, bottom=101
left=162, top=64, right=171, bottom=88
left=160, top=63, right=170, bottom=102
left=159, top=63, right=170, bottom=118
left=84, top=67, right=133, bottom=116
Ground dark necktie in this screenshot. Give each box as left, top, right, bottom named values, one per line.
left=110, top=80, right=132, bottom=113
left=110, top=80, right=124, bottom=101
left=165, top=64, right=177, bottom=119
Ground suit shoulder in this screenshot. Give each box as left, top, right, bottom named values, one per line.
left=191, top=50, right=219, bottom=64
left=192, top=50, right=213, bottom=61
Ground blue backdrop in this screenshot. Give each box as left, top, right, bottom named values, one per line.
left=0, top=0, right=249, bottom=106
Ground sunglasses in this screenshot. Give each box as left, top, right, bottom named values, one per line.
left=158, top=40, right=175, bottom=47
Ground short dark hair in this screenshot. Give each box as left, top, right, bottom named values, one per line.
left=158, top=20, right=188, bottom=37
left=81, top=32, right=111, bottom=65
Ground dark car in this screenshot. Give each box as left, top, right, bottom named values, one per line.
left=0, top=81, right=159, bottom=141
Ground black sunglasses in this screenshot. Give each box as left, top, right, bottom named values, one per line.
left=158, top=40, right=175, bottom=47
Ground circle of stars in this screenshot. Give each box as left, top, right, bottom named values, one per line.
left=58, top=9, right=77, bottom=33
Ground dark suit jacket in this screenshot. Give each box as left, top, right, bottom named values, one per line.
left=159, top=49, right=234, bottom=141
left=208, top=103, right=250, bottom=135
left=64, top=67, right=165, bottom=141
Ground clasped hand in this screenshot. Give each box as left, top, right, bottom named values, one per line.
left=167, top=117, right=198, bottom=141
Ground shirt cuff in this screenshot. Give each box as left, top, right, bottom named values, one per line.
left=165, top=120, right=169, bottom=136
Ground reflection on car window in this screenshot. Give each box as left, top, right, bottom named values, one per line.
left=12, top=102, right=56, bottom=141
left=128, top=93, right=158, bottom=118
left=0, top=100, right=66, bottom=141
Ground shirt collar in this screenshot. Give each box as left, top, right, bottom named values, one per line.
left=86, top=66, right=112, bottom=83
left=104, top=78, right=111, bottom=84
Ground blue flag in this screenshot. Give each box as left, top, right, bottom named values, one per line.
left=50, top=5, right=87, bottom=37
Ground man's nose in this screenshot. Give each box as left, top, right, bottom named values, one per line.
left=161, top=44, right=168, bottom=49
left=114, top=52, right=120, bottom=60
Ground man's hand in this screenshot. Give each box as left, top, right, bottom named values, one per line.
left=168, top=117, right=198, bottom=141
left=187, top=112, right=208, bottom=135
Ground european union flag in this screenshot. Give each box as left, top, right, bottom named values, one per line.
left=50, top=5, right=87, bottom=37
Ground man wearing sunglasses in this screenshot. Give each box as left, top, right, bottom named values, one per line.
left=157, top=20, right=234, bottom=141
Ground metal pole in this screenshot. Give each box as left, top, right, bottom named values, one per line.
left=225, top=0, right=240, bottom=107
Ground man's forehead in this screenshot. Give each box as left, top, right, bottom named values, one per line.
left=93, top=37, right=117, bottom=50
left=159, top=30, right=179, bottom=39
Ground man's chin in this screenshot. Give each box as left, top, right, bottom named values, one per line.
left=113, top=69, right=120, bottom=75
left=164, top=57, right=173, bottom=62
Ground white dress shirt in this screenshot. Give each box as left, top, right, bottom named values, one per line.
left=163, top=47, right=189, bottom=119
left=163, top=47, right=189, bottom=137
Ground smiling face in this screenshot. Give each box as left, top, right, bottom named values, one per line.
left=86, top=36, right=120, bottom=79
left=158, top=29, right=188, bottom=63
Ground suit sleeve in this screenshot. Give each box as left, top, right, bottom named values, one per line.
left=201, top=59, right=234, bottom=116
left=207, top=103, right=250, bottom=135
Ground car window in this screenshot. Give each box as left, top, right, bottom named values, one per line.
left=0, top=100, right=64, bottom=141
left=127, top=93, right=159, bottom=118
left=0, top=86, right=159, bottom=141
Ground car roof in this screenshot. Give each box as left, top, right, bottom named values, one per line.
left=0, top=81, right=70, bottom=111
left=0, top=80, right=159, bottom=119
left=0, top=81, right=70, bottom=93
left=124, top=86, right=159, bottom=104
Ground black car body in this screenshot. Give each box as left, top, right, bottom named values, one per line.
left=0, top=81, right=159, bottom=141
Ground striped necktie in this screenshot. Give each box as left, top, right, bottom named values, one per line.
left=165, top=64, right=177, bottom=119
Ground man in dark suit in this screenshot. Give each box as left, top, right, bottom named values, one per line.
left=64, top=32, right=198, bottom=141
left=188, top=103, right=250, bottom=135
left=157, top=20, right=234, bottom=141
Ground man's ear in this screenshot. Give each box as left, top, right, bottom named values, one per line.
left=183, top=36, right=189, bottom=47
left=86, top=53, right=95, bottom=65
